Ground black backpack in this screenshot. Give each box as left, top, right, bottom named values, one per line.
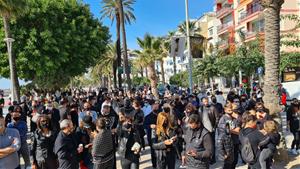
left=239, top=132, right=256, bottom=164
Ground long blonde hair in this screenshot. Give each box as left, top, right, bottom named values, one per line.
left=156, top=112, right=172, bottom=139
left=264, top=120, right=278, bottom=134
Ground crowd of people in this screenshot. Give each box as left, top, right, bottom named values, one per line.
left=0, top=86, right=298, bottom=169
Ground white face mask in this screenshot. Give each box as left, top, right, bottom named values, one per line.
left=47, top=106, right=53, bottom=111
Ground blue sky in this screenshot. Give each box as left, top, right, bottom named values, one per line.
left=0, top=0, right=214, bottom=89
left=84, top=0, right=214, bottom=49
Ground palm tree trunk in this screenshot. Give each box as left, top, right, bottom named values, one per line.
left=118, top=0, right=131, bottom=90
left=112, top=61, right=117, bottom=89
left=145, top=68, right=148, bottom=78
left=140, top=66, right=144, bottom=77
left=173, top=55, right=176, bottom=74
left=3, top=16, right=20, bottom=103
left=116, top=12, right=122, bottom=88
left=160, top=59, right=165, bottom=84
left=148, top=62, right=159, bottom=99
left=262, top=0, right=284, bottom=115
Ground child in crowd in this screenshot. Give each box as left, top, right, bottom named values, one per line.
left=258, top=120, right=281, bottom=169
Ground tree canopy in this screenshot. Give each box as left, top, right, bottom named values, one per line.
left=0, top=0, right=110, bottom=89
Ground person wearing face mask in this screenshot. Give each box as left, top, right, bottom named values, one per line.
left=79, top=102, right=98, bottom=123
left=92, top=117, right=114, bottom=169
left=43, top=101, right=61, bottom=134
left=144, top=100, right=160, bottom=168
left=7, top=106, right=31, bottom=169
left=198, top=97, right=219, bottom=164
left=118, top=114, right=141, bottom=169
left=31, top=115, right=58, bottom=169
left=142, top=99, right=152, bottom=117
left=99, top=103, right=119, bottom=169
left=211, top=95, right=224, bottom=117
left=54, top=119, right=83, bottom=169
left=152, top=112, right=177, bottom=169
left=28, top=100, right=41, bottom=132
left=0, top=115, right=21, bottom=169
left=217, top=103, right=242, bottom=169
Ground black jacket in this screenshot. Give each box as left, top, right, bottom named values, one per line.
left=31, top=130, right=58, bottom=163
left=239, top=127, right=265, bottom=168
left=54, top=131, right=79, bottom=169
left=117, top=124, right=141, bottom=163
left=151, top=128, right=177, bottom=162
left=182, top=127, right=213, bottom=169
left=199, top=105, right=220, bottom=131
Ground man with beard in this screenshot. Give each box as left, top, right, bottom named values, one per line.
left=144, top=100, right=160, bottom=168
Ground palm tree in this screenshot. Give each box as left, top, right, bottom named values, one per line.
left=100, top=0, right=136, bottom=88
left=92, top=44, right=117, bottom=89
left=260, top=0, right=284, bottom=115
left=178, top=20, right=201, bottom=36
left=117, top=0, right=136, bottom=90
left=0, top=0, right=26, bottom=103
left=134, top=34, right=160, bottom=99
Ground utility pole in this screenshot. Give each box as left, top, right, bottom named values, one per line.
left=185, top=0, right=193, bottom=93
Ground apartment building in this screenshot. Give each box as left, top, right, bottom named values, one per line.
left=215, top=0, right=300, bottom=53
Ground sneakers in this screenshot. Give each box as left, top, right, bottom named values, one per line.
left=291, top=149, right=298, bottom=155
left=297, top=149, right=300, bottom=155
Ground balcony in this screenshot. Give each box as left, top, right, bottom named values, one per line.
left=238, top=5, right=263, bottom=24
left=216, top=6, right=233, bottom=18
left=218, top=40, right=229, bottom=49
left=245, top=31, right=264, bottom=41
left=217, top=21, right=234, bottom=34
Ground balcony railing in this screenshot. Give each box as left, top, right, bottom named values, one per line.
left=245, top=29, right=264, bottom=39
left=216, top=6, right=233, bottom=18
left=218, top=40, right=229, bottom=48
left=239, top=5, right=263, bottom=22
left=217, top=21, right=233, bottom=33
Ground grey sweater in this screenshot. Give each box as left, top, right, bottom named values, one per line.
left=92, top=129, right=114, bottom=164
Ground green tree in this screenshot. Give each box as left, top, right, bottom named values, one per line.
left=169, top=71, right=189, bottom=87
left=0, top=0, right=26, bottom=102
left=0, top=0, right=110, bottom=90
left=100, top=0, right=136, bottom=88
left=134, top=34, right=160, bottom=98
left=260, top=0, right=284, bottom=114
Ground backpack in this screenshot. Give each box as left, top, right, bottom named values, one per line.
left=239, top=132, right=256, bottom=164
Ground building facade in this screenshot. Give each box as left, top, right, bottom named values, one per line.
left=215, top=0, right=300, bottom=53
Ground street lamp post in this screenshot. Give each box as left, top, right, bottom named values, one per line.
left=4, top=37, right=15, bottom=102
left=185, top=0, right=193, bottom=93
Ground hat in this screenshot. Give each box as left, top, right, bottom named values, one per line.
left=82, top=115, right=93, bottom=129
